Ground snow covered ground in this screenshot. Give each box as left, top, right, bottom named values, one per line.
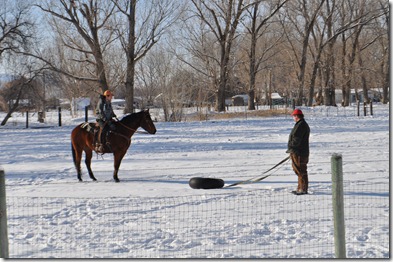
left=0, top=104, right=389, bottom=258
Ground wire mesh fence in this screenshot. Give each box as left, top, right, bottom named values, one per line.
left=6, top=177, right=388, bottom=258
left=343, top=180, right=390, bottom=258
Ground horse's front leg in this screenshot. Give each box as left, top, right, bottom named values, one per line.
left=85, top=149, right=97, bottom=181
left=113, top=151, right=126, bottom=182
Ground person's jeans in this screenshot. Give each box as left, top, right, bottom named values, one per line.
left=290, top=153, right=309, bottom=192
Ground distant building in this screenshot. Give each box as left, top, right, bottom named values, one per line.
left=231, top=95, right=249, bottom=106
left=71, top=97, right=90, bottom=113
left=59, top=99, right=71, bottom=109
left=260, top=92, right=284, bottom=105
left=271, top=93, right=284, bottom=105
left=111, top=98, right=126, bottom=109
left=335, top=89, right=382, bottom=104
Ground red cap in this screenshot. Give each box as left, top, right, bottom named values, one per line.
left=291, top=108, right=303, bottom=116
left=104, top=90, right=113, bottom=97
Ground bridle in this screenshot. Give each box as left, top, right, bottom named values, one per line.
left=115, top=117, right=151, bottom=135
left=108, top=120, right=149, bottom=145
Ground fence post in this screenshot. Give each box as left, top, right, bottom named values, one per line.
left=85, top=106, right=89, bottom=122
left=26, top=111, right=29, bottom=129
left=0, top=169, right=9, bottom=258
left=58, top=107, right=62, bottom=127
left=331, top=154, right=346, bottom=258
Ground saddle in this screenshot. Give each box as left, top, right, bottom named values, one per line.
left=80, top=122, right=111, bottom=153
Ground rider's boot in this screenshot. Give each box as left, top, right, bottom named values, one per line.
left=95, top=127, right=104, bottom=153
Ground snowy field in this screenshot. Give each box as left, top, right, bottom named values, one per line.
left=0, top=104, right=389, bottom=258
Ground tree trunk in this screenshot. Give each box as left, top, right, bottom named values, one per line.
left=295, top=0, right=326, bottom=106
left=215, top=0, right=243, bottom=112
left=247, top=2, right=258, bottom=111
left=322, top=0, right=336, bottom=106
left=216, top=52, right=229, bottom=110
left=248, top=38, right=256, bottom=110
left=191, top=0, right=244, bottom=112
left=307, top=54, right=320, bottom=106
left=382, top=63, right=389, bottom=104
left=94, top=49, right=110, bottom=92
left=324, top=35, right=336, bottom=106
left=296, top=39, right=308, bottom=106
left=124, top=0, right=136, bottom=114
left=1, top=84, right=24, bottom=126
left=381, top=49, right=389, bottom=104
left=246, top=1, right=287, bottom=110
left=357, top=46, right=369, bottom=104
left=340, top=31, right=347, bottom=106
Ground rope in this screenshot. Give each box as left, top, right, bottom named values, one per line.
left=224, top=156, right=290, bottom=188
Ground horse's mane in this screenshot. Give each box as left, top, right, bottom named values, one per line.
left=119, top=111, right=144, bottom=124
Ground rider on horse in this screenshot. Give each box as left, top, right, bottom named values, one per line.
left=95, top=90, right=117, bottom=153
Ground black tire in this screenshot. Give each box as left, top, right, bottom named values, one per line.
left=189, top=177, right=225, bottom=189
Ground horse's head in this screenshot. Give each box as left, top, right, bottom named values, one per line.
left=139, top=109, right=157, bottom=134
left=120, top=109, right=156, bottom=134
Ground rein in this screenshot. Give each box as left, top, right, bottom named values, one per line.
left=116, top=119, right=150, bottom=134
left=110, top=131, right=131, bottom=144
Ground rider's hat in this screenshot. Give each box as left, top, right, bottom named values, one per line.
left=103, top=90, right=113, bottom=97
left=291, top=108, right=303, bottom=116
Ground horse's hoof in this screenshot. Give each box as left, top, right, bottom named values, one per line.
left=115, top=179, right=120, bottom=183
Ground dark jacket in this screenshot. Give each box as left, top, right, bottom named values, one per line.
left=96, top=95, right=116, bottom=122
left=287, top=118, right=310, bottom=156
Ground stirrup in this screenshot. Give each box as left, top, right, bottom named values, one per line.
left=105, top=142, right=113, bottom=153
left=95, top=143, right=104, bottom=153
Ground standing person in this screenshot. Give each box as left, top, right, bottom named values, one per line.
left=95, top=90, right=117, bottom=152
left=287, top=108, right=310, bottom=195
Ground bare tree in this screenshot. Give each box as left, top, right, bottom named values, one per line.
left=3, top=0, right=387, bottom=120
left=174, top=18, right=220, bottom=109
left=307, top=0, right=337, bottom=106
left=337, top=0, right=386, bottom=106
left=243, top=0, right=288, bottom=110
left=0, top=64, right=43, bottom=125
left=281, top=0, right=326, bottom=106
left=0, top=1, right=34, bottom=58
left=377, top=0, right=389, bottom=104
left=35, top=0, right=116, bottom=92
left=341, top=1, right=364, bottom=106
left=0, top=77, right=29, bottom=125
left=111, top=0, right=182, bottom=113
left=0, top=1, right=39, bottom=125
left=189, top=0, right=251, bottom=112
left=356, top=23, right=385, bottom=105
left=136, top=48, right=171, bottom=118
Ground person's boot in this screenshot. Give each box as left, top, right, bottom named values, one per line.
left=293, top=190, right=307, bottom=195
left=95, top=127, right=104, bottom=153
left=292, top=175, right=308, bottom=195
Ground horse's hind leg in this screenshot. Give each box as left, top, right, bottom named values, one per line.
left=72, top=145, right=83, bottom=181
left=85, top=149, right=97, bottom=181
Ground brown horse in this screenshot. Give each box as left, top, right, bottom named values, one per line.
left=71, top=109, right=156, bottom=182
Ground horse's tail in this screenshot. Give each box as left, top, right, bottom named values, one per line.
left=71, top=142, right=77, bottom=168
